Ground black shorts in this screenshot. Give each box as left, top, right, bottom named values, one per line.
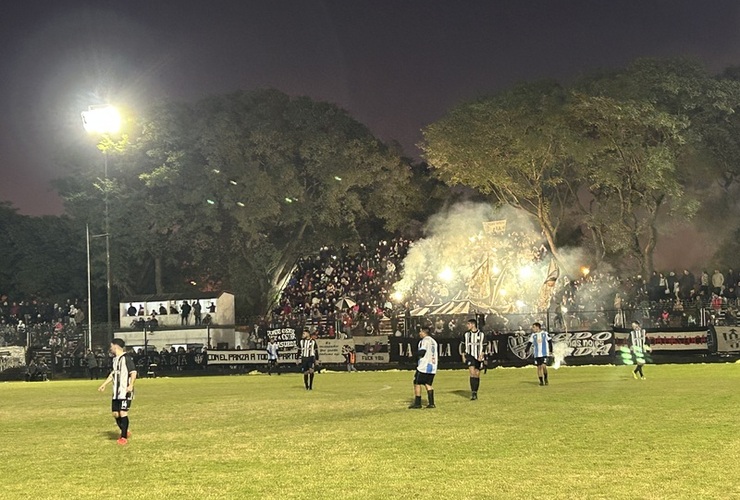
left=465, top=354, right=483, bottom=370
left=112, top=398, right=133, bottom=412
left=534, top=357, right=547, bottom=366
left=413, top=371, right=435, bottom=386
left=268, top=359, right=278, bottom=367
left=301, top=356, right=315, bottom=372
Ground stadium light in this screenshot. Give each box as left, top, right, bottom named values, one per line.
left=82, top=104, right=122, bottom=345
left=81, top=105, right=121, bottom=134
left=519, top=266, right=533, bottom=279
left=392, top=291, right=404, bottom=302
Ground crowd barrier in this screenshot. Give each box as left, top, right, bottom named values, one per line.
left=7, top=326, right=739, bottom=379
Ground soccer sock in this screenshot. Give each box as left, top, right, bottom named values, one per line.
left=472, top=377, right=480, bottom=392
left=120, top=416, right=129, bottom=439
left=427, top=390, right=435, bottom=405
left=538, top=376, right=543, bottom=383
left=303, top=373, right=309, bottom=388
left=115, top=417, right=122, bottom=430
left=638, top=365, right=644, bottom=376
left=634, top=366, right=639, bottom=374
left=544, top=370, right=548, bottom=382
left=414, top=395, right=422, bottom=406
left=309, top=373, right=314, bottom=389
left=470, top=377, right=475, bottom=392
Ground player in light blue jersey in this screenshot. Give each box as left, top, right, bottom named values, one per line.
left=409, top=325, right=438, bottom=409
left=530, top=322, right=552, bottom=386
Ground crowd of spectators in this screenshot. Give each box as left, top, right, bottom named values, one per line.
left=269, top=237, right=740, bottom=337
left=0, top=297, right=86, bottom=352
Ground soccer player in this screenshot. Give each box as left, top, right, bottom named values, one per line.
left=464, top=318, right=485, bottom=400
left=530, top=322, right=552, bottom=386
left=98, top=339, right=137, bottom=445
left=300, top=330, right=318, bottom=390
left=409, top=325, right=438, bottom=409
left=630, top=320, right=647, bottom=380
left=266, top=337, right=280, bottom=376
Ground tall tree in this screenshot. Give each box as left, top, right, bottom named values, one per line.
left=421, top=81, right=579, bottom=266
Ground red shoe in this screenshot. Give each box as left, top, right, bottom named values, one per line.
left=117, top=437, right=128, bottom=445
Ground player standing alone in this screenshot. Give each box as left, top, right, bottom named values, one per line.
left=530, top=322, right=552, bottom=386
left=464, top=318, right=485, bottom=400
left=266, top=337, right=280, bottom=376
left=98, top=339, right=137, bottom=445
left=300, top=330, right=318, bottom=390
left=409, top=325, right=437, bottom=409
left=630, top=320, right=648, bottom=380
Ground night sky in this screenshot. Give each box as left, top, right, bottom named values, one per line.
left=1, top=0, right=739, bottom=217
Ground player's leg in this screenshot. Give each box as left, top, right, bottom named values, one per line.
left=537, top=360, right=545, bottom=385
left=118, top=409, right=130, bottom=441
left=543, top=364, right=549, bottom=385
left=409, top=373, right=423, bottom=408
left=308, top=365, right=315, bottom=390
left=425, top=383, right=435, bottom=408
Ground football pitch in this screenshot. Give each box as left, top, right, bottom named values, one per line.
left=1, top=364, right=739, bottom=499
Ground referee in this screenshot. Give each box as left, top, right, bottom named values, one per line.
left=630, top=320, right=648, bottom=380
left=464, top=319, right=485, bottom=400
left=299, top=330, right=318, bottom=390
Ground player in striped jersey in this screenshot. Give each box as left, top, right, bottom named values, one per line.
left=97, top=339, right=137, bottom=445
left=464, top=319, right=485, bottom=400
left=266, top=337, right=280, bottom=376
left=409, top=325, right=438, bottom=409
left=530, top=322, right=552, bottom=386
left=630, top=321, right=647, bottom=380
left=299, top=330, right=318, bottom=390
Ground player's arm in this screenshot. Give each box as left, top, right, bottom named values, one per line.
left=97, top=371, right=114, bottom=392
left=547, top=333, right=553, bottom=353
left=478, top=335, right=485, bottom=361
left=125, top=355, right=138, bottom=393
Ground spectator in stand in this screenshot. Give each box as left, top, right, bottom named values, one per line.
left=180, top=301, right=192, bottom=326
left=85, top=349, right=99, bottom=380
left=208, top=302, right=216, bottom=313
left=158, top=303, right=167, bottom=315
left=679, top=270, right=695, bottom=300
left=127, top=303, right=137, bottom=316
left=169, top=304, right=178, bottom=315
left=712, top=269, right=725, bottom=296
left=700, top=271, right=710, bottom=297
left=193, top=301, right=202, bottom=325
left=137, top=305, right=145, bottom=316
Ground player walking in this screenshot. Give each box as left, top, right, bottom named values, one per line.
left=300, top=330, right=318, bottom=390
left=266, top=337, right=280, bottom=376
left=630, top=321, right=648, bottom=380
left=464, top=318, right=485, bottom=400
left=409, top=325, right=438, bottom=409
left=98, top=339, right=137, bottom=445
left=530, top=322, right=552, bottom=386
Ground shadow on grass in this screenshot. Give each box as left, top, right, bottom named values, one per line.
left=449, top=389, right=471, bottom=399
left=101, top=430, right=119, bottom=440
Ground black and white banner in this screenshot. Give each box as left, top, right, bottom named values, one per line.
left=712, top=326, right=740, bottom=353
left=207, top=349, right=298, bottom=365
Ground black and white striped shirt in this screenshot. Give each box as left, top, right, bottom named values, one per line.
left=630, top=328, right=646, bottom=350
left=111, top=353, right=136, bottom=400
left=300, top=339, right=317, bottom=359
left=464, top=330, right=485, bottom=359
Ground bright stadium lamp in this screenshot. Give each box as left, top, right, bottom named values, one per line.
left=81, top=105, right=121, bottom=134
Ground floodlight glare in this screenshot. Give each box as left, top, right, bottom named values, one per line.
left=81, top=105, right=121, bottom=134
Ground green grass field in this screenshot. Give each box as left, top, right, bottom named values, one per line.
left=1, top=364, right=739, bottom=499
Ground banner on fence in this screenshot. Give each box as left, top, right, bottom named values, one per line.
left=613, top=329, right=709, bottom=352
left=317, top=339, right=355, bottom=364
left=353, top=336, right=390, bottom=363
left=266, top=328, right=298, bottom=352
left=207, top=350, right=298, bottom=365
left=550, top=331, right=614, bottom=358
left=712, top=326, right=740, bottom=353
left=0, top=346, right=25, bottom=373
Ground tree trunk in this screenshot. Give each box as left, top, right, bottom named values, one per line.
left=154, top=255, right=164, bottom=294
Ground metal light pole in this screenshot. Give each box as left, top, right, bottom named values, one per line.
left=86, top=225, right=93, bottom=349
left=81, top=105, right=121, bottom=343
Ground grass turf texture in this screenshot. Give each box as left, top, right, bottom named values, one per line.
left=1, top=365, right=739, bottom=500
